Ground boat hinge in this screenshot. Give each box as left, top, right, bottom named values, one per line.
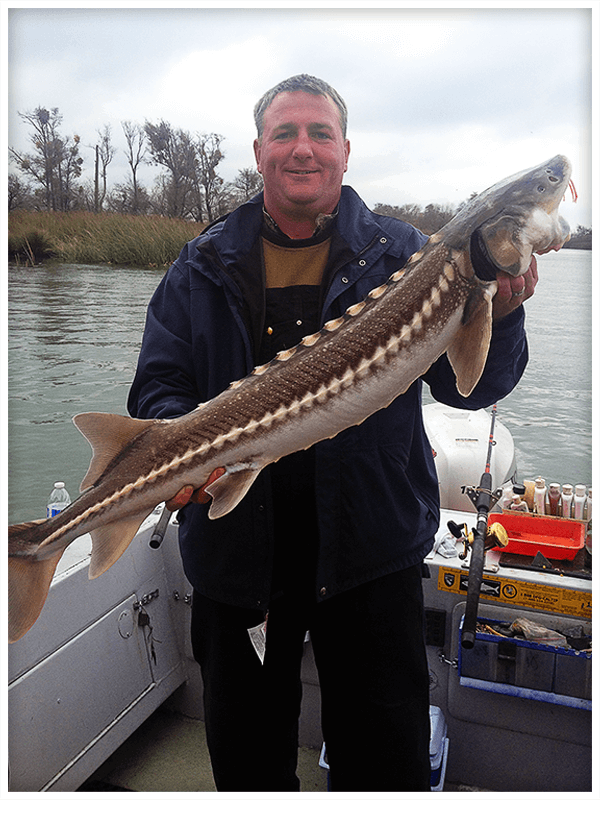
left=438, top=650, right=458, bottom=669
left=133, top=589, right=159, bottom=611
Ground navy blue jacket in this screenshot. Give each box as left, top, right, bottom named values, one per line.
left=128, top=187, right=528, bottom=610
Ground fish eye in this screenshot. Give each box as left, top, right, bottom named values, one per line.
left=537, top=185, right=545, bottom=193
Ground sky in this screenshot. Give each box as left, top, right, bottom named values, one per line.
left=2, top=2, right=596, bottom=230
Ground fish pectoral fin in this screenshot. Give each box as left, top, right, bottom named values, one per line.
left=88, top=511, right=151, bottom=579
left=477, top=216, right=532, bottom=276
left=8, top=551, right=63, bottom=643
left=73, top=413, right=158, bottom=491
left=447, top=286, right=494, bottom=398
left=205, top=464, right=262, bottom=520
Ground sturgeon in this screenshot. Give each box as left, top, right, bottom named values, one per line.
left=8, top=155, right=573, bottom=642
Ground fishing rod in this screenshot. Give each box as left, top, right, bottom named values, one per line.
left=457, top=404, right=504, bottom=649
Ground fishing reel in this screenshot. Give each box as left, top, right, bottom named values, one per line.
left=447, top=518, right=509, bottom=560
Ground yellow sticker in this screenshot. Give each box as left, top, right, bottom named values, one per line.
left=437, top=566, right=591, bottom=619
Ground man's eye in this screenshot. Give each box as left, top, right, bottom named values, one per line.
left=313, top=131, right=331, bottom=139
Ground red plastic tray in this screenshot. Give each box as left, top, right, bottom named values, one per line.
left=489, top=512, right=586, bottom=560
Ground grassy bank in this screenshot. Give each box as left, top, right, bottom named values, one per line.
left=8, top=210, right=206, bottom=269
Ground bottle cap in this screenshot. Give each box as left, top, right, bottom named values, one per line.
left=54, top=481, right=65, bottom=488
left=562, top=484, right=573, bottom=494
left=575, top=484, right=587, bottom=496
left=535, top=477, right=545, bottom=487
left=513, top=483, right=526, bottom=495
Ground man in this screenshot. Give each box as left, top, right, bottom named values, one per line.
left=128, top=75, right=535, bottom=791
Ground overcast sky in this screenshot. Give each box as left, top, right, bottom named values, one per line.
left=3, top=2, right=594, bottom=228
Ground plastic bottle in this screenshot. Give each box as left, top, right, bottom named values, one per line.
left=47, top=481, right=71, bottom=518
left=585, top=488, right=592, bottom=522
left=499, top=483, right=515, bottom=511
left=533, top=477, right=547, bottom=515
left=547, top=483, right=561, bottom=516
left=573, top=485, right=587, bottom=521
left=561, top=484, right=574, bottom=518
left=509, top=494, right=529, bottom=512
left=522, top=479, right=536, bottom=511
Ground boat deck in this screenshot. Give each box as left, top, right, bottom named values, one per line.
left=77, top=706, right=486, bottom=793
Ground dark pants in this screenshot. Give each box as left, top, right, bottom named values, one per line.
left=190, top=565, right=431, bottom=792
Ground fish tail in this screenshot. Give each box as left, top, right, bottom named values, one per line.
left=8, top=520, right=62, bottom=643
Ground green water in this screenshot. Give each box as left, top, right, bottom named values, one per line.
left=7, top=251, right=593, bottom=524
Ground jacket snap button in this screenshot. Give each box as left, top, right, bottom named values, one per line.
left=341, top=276, right=349, bottom=283
left=380, top=237, right=387, bottom=243
left=320, top=587, right=327, bottom=596
left=358, top=260, right=366, bottom=267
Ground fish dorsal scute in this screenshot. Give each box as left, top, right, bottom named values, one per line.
left=73, top=412, right=157, bottom=491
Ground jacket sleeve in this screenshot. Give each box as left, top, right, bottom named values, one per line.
left=127, top=254, right=201, bottom=420
left=423, top=306, right=528, bottom=409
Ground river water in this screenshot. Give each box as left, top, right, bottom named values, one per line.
left=7, top=250, right=593, bottom=525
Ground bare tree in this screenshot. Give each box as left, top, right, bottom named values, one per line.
left=121, top=120, right=148, bottom=214
left=95, top=124, right=115, bottom=211
left=144, top=120, right=197, bottom=218
left=232, top=167, right=263, bottom=203
left=8, top=173, right=33, bottom=210
left=9, top=107, right=83, bottom=211
left=194, top=133, right=225, bottom=222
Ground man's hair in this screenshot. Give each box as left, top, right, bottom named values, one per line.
left=254, top=74, right=348, bottom=140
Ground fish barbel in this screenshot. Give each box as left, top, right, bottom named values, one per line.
left=8, top=155, right=573, bottom=642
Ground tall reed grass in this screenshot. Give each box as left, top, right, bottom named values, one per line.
left=8, top=210, right=206, bottom=269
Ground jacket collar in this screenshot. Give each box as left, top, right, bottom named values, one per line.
left=201, top=186, right=393, bottom=263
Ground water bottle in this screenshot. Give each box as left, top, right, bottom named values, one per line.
left=47, top=481, right=71, bottom=517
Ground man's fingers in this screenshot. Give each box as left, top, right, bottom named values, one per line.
left=165, top=468, right=227, bottom=510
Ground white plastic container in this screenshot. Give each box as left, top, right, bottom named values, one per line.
left=573, top=485, right=587, bottom=521
left=585, top=488, right=592, bottom=522
left=561, top=484, right=574, bottom=518
left=429, top=705, right=449, bottom=791
left=533, top=477, right=547, bottom=515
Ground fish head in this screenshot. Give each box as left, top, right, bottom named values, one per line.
left=474, top=154, right=573, bottom=277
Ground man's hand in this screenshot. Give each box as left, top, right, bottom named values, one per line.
left=492, top=255, right=539, bottom=321
left=165, top=467, right=226, bottom=512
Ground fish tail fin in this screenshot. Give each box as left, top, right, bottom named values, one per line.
left=8, top=521, right=63, bottom=642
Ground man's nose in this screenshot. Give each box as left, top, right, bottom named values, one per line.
left=292, top=131, right=313, bottom=159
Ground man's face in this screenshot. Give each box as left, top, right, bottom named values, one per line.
left=254, top=91, right=350, bottom=224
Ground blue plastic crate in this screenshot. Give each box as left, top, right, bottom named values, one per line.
left=458, top=615, right=591, bottom=710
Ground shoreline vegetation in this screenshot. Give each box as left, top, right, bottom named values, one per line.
left=8, top=210, right=206, bottom=269
left=8, top=209, right=591, bottom=270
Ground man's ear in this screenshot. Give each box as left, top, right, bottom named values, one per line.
left=253, top=139, right=262, bottom=174
left=343, top=139, right=350, bottom=172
